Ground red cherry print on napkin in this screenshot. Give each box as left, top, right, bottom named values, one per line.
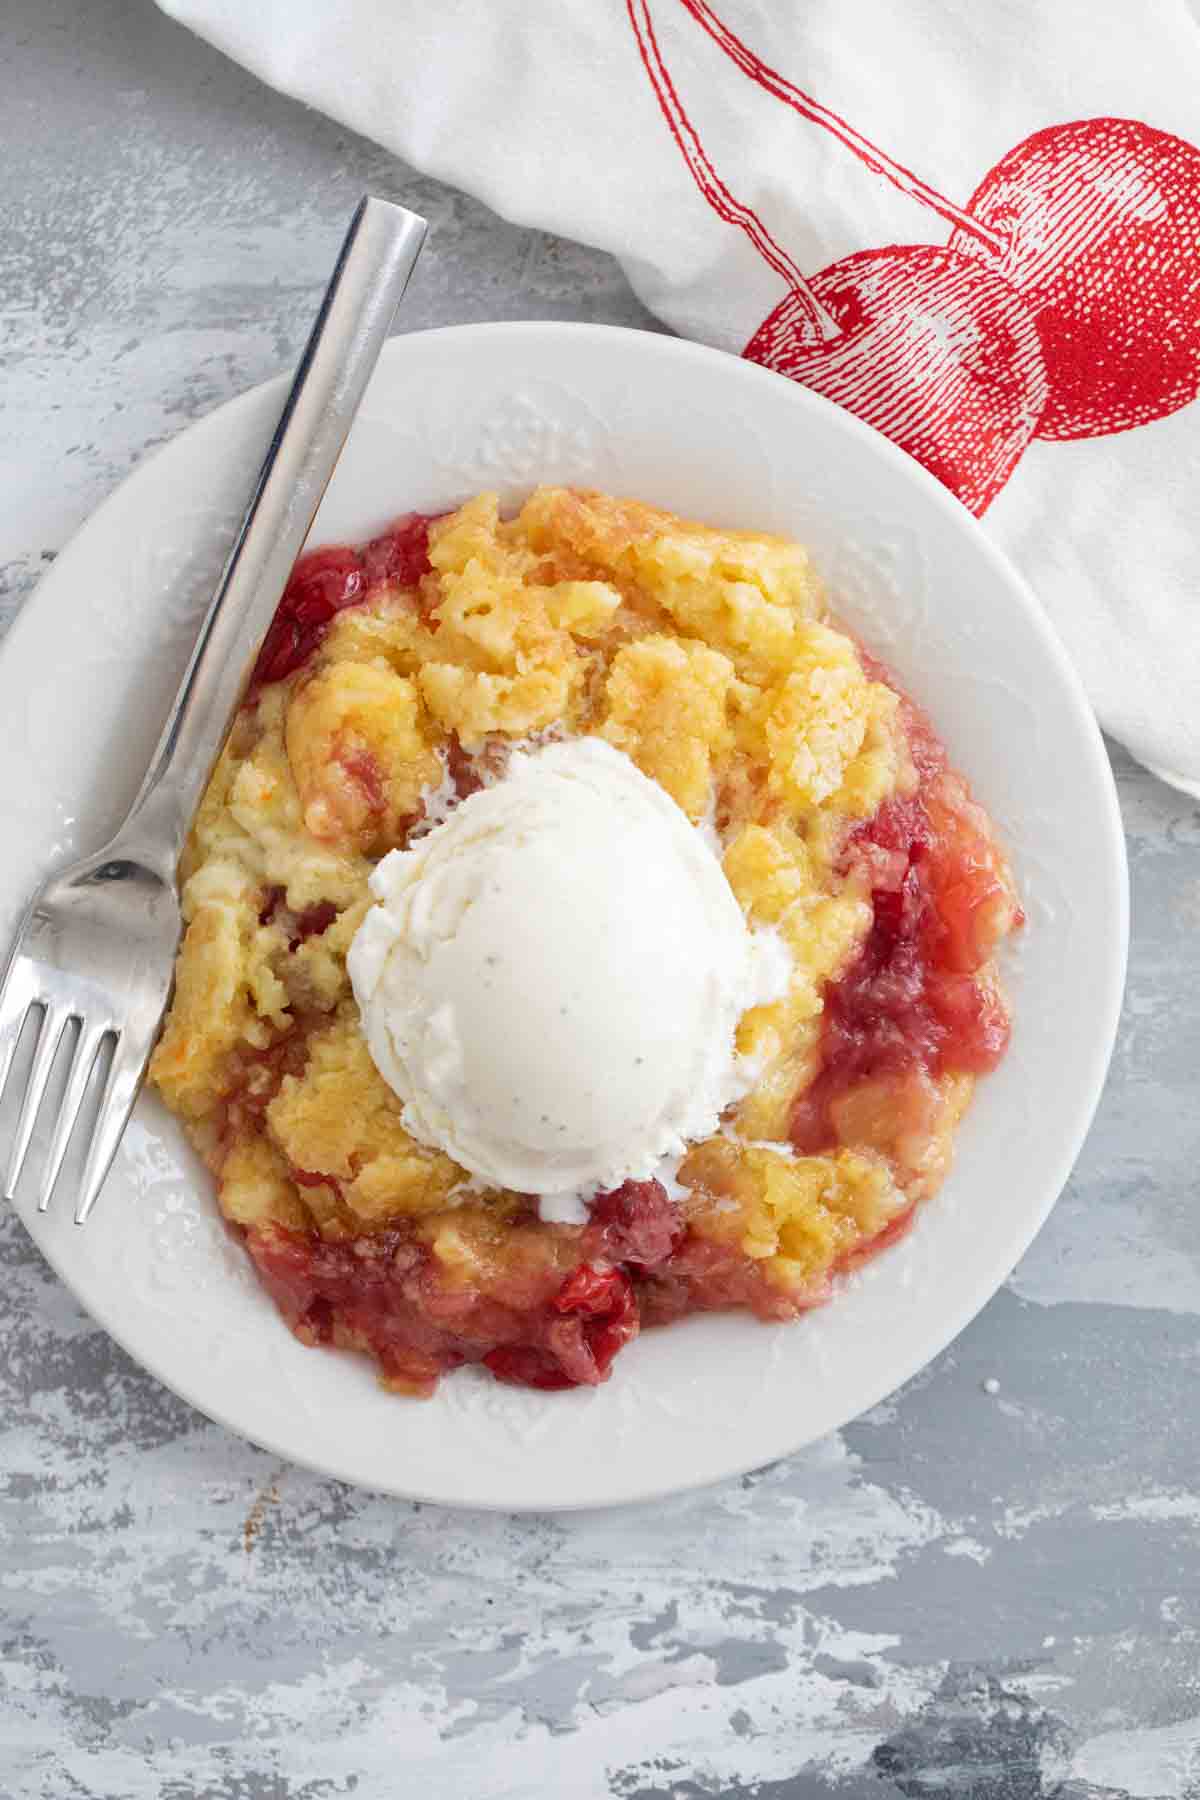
left=951, top=119, right=1200, bottom=440
left=631, top=0, right=1200, bottom=512
left=676, top=2, right=1200, bottom=449
left=627, top=0, right=1043, bottom=513
left=745, top=247, right=1048, bottom=517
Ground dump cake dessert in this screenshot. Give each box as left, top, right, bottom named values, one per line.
left=150, top=488, right=1021, bottom=1396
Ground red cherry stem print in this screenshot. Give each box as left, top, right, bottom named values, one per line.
left=627, top=0, right=840, bottom=339
left=672, top=0, right=1006, bottom=256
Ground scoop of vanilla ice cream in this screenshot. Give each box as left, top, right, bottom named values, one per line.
left=347, top=737, right=789, bottom=1198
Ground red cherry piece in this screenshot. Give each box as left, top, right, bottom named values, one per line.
left=553, top=1264, right=639, bottom=1381
left=250, top=546, right=365, bottom=689
left=362, top=514, right=433, bottom=590
left=336, top=745, right=387, bottom=815
left=291, top=1167, right=342, bottom=1195
left=954, top=118, right=1200, bottom=440
left=588, top=1179, right=681, bottom=1268
left=292, top=901, right=338, bottom=943
left=258, top=888, right=337, bottom=946
left=553, top=1263, right=627, bottom=1316
left=445, top=735, right=484, bottom=801
left=258, top=884, right=286, bottom=927
left=285, top=547, right=366, bottom=623
left=483, top=1269, right=639, bottom=1391
left=745, top=245, right=1048, bottom=516
left=250, top=515, right=440, bottom=696
left=444, top=736, right=512, bottom=802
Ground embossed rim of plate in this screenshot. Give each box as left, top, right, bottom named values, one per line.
left=0, top=322, right=1128, bottom=1510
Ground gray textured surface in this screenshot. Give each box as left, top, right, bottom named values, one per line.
left=3, top=3, right=1199, bottom=1796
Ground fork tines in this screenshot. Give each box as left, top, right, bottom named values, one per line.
left=0, top=958, right=122, bottom=1223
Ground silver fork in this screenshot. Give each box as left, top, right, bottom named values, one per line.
left=0, top=195, right=427, bottom=1225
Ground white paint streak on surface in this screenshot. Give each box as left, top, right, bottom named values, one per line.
left=1071, top=1717, right=1200, bottom=1798
left=941, top=1536, right=992, bottom=1564
left=1091, top=1491, right=1200, bottom=1526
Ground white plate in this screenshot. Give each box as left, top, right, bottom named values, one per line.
left=0, top=323, right=1127, bottom=1510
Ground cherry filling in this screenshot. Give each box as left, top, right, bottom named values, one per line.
left=250, top=513, right=434, bottom=692
left=216, top=1027, right=309, bottom=1148
left=586, top=1178, right=682, bottom=1268
left=246, top=1224, right=446, bottom=1393
left=295, top=901, right=339, bottom=941
left=336, top=744, right=388, bottom=815
left=443, top=733, right=515, bottom=802
left=246, top=1224, right=639, bottom=1397
left=258, top=887, right=338, bottom=946
left=792, top=685, right=1021, bottom=1154
left=484, top=1265, right=638, bottom=1391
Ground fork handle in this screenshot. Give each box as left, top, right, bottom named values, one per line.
left=124, top=196, right=427, bottom=862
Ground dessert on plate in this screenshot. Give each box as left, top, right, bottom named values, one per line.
left=150, top=486, right=1021, bottom=1396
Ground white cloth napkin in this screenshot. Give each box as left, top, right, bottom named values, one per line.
left=159, top=0, right=1200, bottom=794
